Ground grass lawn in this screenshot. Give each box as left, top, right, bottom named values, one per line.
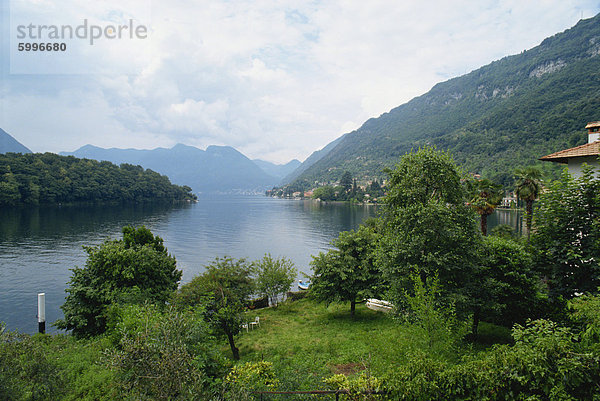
left=232, top=297, right=512, bottom=391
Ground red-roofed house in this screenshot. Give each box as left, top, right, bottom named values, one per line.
left=540, top=121, right=600, bottom=177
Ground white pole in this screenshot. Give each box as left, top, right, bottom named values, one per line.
left=37, top=293, right=45, bottom=334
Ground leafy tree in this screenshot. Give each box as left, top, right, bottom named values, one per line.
left=532, top=166, right=600, bottom=301
left=473, top=236, right=542, bottom=334
left=467, top=178, right=503, bottom=235
left=340, top=171, right=353, bottom=192
left=175, top=257, right=254, bottom=360
left=255, top=254, right=297, bottom=307
left=56, top=226, right=181, bottom=337
left=310, top=223, right=381, bottom=316
left=514, top=166, right=542, bottom=239
left=0, top=166, right=20, bottom=206
left=377, top=147, right=481, bottom=316
left=402, top=274, right=466, bottom=354
left=311, top=186, right=336, bottom=201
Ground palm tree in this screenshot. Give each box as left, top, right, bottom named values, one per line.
left=514, top=166, right=542, bottom=239
left=468, top=179, right=504, bottom=236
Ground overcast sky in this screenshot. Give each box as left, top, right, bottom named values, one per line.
left=1, top=1, right=599, bottom=164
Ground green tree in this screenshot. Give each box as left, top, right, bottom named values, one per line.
left=310, top=223, right=381, bottom=316
left=377, top=147, right=481, bottom=316
left=340, top=171, right=353, bottom=192
left=175, top=257, right=254, bottom=360
left=255, top=254, right=297, bottom=307
left=0, top=167, right=21, bottom=205
left=474, top=236, right=541, bottom=334
left=312, top=186, right=336, bottom=201
left=532, top=166, right=600, bottom=301
left=56, top=226, right=181, bottom=337
left=467, top=178, right=504, bottom=236
left=514, top=166, right=542, bottom=239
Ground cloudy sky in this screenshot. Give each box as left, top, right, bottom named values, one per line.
left=1, top=1, right=599, bottom=164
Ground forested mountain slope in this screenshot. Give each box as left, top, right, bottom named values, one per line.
left=293, top=14, right=600, bottom=186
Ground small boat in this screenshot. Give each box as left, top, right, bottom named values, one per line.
left=298, top=280, right=311, bottom=290
left=366, top=298, right=393, bottom=312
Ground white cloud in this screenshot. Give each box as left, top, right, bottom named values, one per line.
left=2, top=0, right=600, bottom=163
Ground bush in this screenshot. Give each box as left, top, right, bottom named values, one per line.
left=106, top=303, right=225, bottom=400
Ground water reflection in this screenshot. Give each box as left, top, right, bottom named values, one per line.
left=0, top=196, right=377, bottom=333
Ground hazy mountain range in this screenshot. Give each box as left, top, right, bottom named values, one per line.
left=0, top=128, right=31, bottom=154
left=60, top=144, right=292, bottom=193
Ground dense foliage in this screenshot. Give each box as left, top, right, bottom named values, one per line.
left=311, top=223, right=382, bottom=315
left=106, top=303, right=225, bottom=400
left=290, top=14, right=600, bottom=187
left=175, top=257, right=255, bottom=360
left=254, top=254, right=297, bottom=307
left=56, top=226, right=182, bottom=337
left=377, top=147, right=481, bottom=317
left=533, top=165, right=600, bottom=301
left=0, top=152, right=196, bottom=206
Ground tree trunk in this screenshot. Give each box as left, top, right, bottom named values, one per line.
left=526, top=200, right=533, bottom=241
left=350, top=300, right=356, bottom=316
left=226, top=329, right=240, bottom=360
left=480, top=214, right=488, bottom=236
left=471, top=307, right=481, bottom=338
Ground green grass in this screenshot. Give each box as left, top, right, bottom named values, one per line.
left=232, top=298, right=512, bottom=391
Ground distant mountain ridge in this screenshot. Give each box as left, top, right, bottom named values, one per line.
left=291, top=13, right=600, bottom=187
left=0, top=129, right=31, bottom=154
left=252, top=159, right=301, bottom=181
left=280, top=134, right=346, bottom=185
left=62, top=144, right=282, bottom=193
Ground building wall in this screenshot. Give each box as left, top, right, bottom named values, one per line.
left=567, top=156, right=599, bottom=178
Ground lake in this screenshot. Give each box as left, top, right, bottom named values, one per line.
left=0, top=196, right=522, bottom=334
left=0, top=196, right=378, bottom=333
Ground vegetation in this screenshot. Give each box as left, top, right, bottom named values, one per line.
left=377, top=147, right=481, bottom=320
left=514, top=166, right=543, bottom=238
left=269, top=170, right=385, bottom=203
left=533, top=165, right=600, bottom=301
left=254, top=254, right=297, bottom=307
left=106, top=303, right=225, bottom=399
left=0, top=152, right=196, bottom=206
left=2, top=147, right=600, bottom=399
left=175, top=257, right=255, bottom=360
left=311, top=223, right=382, bottom=315
left=467, top=178, right=504, bottom=235
left=56, top=226, right=182, bottom=337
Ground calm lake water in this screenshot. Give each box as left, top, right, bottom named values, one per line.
left=0, top=196, right=522, bottom=334
left=0, top=196, right=378, bottom=333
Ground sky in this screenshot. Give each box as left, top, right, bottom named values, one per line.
left=1, top=1, right=600, bottom=164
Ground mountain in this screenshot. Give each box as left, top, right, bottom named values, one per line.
left=281, top=134, right=346, bottom=185
left=0, top=129, right=31, bottom=154
left=253, top=159, right=301, bottom=181
left=292, top=14, right=600, bottom=187
left=61, top=144, right=279, bottom=193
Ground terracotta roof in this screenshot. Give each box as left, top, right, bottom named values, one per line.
left=540, top=141, right=600, bottom=164
left=585, top=121, right=600, bottom=129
